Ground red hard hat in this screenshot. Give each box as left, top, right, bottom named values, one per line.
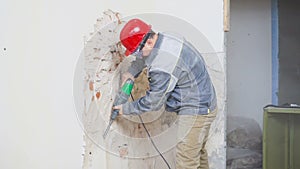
left=120, top=18, right=151, bottom=56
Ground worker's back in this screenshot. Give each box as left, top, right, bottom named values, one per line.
left=146, top=32, right=217, bottom=115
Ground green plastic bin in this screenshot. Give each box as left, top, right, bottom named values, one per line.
left=263, top=106, right=300, bottom=169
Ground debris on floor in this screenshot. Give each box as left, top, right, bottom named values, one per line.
left=226, top=115, right=262, bottom=169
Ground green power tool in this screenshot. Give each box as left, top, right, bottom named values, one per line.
left=103, top=78, right=134, bottom=139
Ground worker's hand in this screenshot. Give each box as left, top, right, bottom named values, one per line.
left=121, top=72, right=134, bottom=86
left=113, top=105, right=123, bottom=115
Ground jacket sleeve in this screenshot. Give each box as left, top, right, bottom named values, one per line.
left=122, top=70, right=176, bottom=115
left=127, top=57, right=146, bottom=78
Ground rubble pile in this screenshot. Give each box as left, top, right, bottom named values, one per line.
left=226, top=116, right=262, bottom=169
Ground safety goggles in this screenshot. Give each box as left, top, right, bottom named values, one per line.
left=132, top=33, right=151, bottom=58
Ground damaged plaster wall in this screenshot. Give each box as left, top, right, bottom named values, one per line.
left=79, top=10, right=226, bottom=169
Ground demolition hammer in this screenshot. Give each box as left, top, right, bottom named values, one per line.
left=103, top=78, right=134, bottom=139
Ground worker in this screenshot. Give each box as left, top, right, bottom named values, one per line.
left=114, top=18, right=217, bottom=169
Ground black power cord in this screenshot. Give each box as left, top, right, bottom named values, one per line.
left=130, top=94, right=171, bottom=169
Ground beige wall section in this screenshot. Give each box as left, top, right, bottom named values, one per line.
left=81, top=8, right=226, bottom=169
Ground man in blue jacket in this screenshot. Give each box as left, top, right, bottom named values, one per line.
left=114, top=18, right=217, bottom=169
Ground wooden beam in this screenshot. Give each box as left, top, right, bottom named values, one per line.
left=224, top=0, right=230, bottom=32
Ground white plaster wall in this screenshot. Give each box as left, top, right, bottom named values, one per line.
left=227, top=0, right=272, bottom=128
left=0, top=0, right=225, bottom=169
